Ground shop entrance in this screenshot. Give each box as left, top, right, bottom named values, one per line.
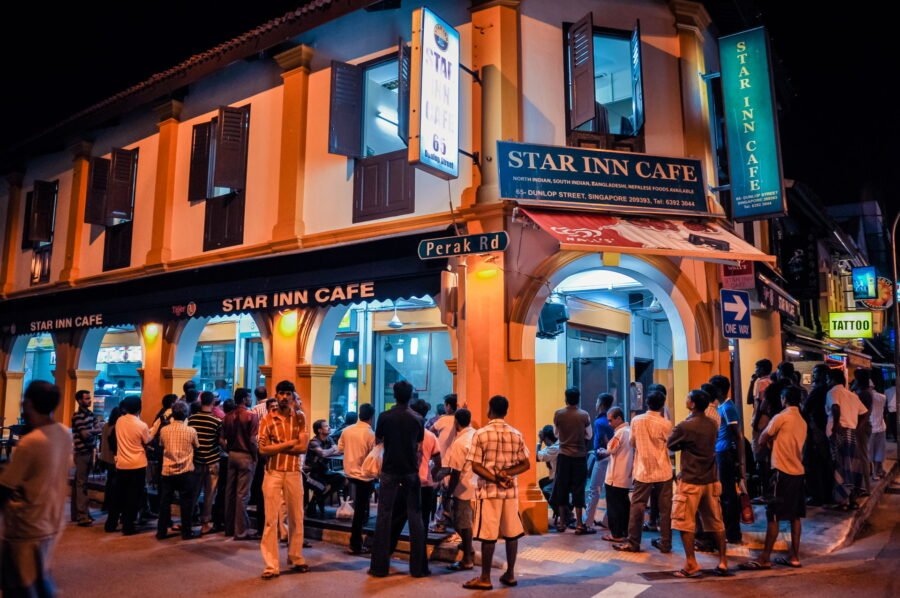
left=190, top=314, right=264, bottom=397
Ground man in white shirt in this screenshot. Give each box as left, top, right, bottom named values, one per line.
left=868, top=385, right=887, bottom=479
left=0, top=381, right=73, bottom=597
left=614, top=391, right=673, bottom=553
left=337, top=403, right=376, bottom=555
left=826, top=369, right=868, bottom=508
left=430, top=394, right=458, bottom=532
left=602, top=407, right=633, bottom=542
left=442, top=408, right=476, bottom=572
left=111, top=396, right=152, bottom=535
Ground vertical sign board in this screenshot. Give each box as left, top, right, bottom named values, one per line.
left=408, top=7, right=459, bottom=179
left=721, top=289, right=751, bottom=339
left=851, top=266, right=878, bottom=300
left=719, top=27, right=786, bottom=220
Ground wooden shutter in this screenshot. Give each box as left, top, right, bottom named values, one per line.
left=21, top=191, right=34, bottom=250
left=27, top=180, right=58, bottom=243
left=397, top=39, right=411, bottom=145
left=328, top=61, right=363, bottom=158
left=107, top=148, right=138, bottom=223
left=568, top=13, right=596, bottom=129
left=84, top=157, right=111, bottom=225
left=188, top=121, right=212, bottom=201
left=352, top=150, right=414, bottom=223
left=212, top=106, right=250, bottom=191
left=102, top=220, right=133, bottom=271
left=203, top=192, right=245, bottom=251
left=630, top=20, right=645, bottom=134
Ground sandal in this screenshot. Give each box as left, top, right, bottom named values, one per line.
left=448, top=561, right=474, bottom=571
left=463, top=578, right=493, bottom=590
left=738, top=561, right=773, bottom=570
left=601, top=534, right=626, bottom=542
left=261, top=571, right=279, bottom=580
left=673, top=568, right=702, bottom=578
left=651, top=538, right=671, bottom=554
left=774, top=557, right=802, bottom=568
left=712, top=566, right=734, bottom=577
left=499, top=573, right=518, bottom=587
left=574, top=526, right=596, bottom=535
left=612, top=543, right=640, bottom=552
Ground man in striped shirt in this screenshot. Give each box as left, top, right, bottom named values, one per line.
left=157, top=402, right=199, bottom=540
left=189, top=391, right=223, bottom=534
left=258, top=380, right=309, bottom=579
left=71, top=389, right=100, bottom=526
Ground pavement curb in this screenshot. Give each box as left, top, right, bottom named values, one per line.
left=830, top=459, right=899, bottom=553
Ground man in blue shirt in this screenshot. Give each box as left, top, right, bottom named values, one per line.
left=711, top=375, right=745, bottom=544
left=584, top=393, right=615, bottom=530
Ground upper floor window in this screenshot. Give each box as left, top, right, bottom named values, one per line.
left=565, top=14, right=645, bottom=150
left=21, top=180, right=58, bottom=285
left=84, top=148, right=138, bottom=270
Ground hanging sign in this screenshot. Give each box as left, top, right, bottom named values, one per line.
left=408, top=7, right=460, bottom=179
left=418, top=232, right=509, bottom=260
left=719, top=27, right=786, bottom=220
left=829, top=311, right=874, bottom=339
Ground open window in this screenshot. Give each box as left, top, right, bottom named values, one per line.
left=565, top=15, right=645, bottom=150
left=84, top=148, right=138, bottom=271
left=187, top=105, right=251, bottom=251
left=21, top=180, right=58, bottom=285
left=329, top=47, right=415, bottom=223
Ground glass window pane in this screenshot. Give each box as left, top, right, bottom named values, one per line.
left=363, top=59, right=405, bottom=157
left=574, top=33, right=635, bottom=136
left=330, top=335, right=360, bottom=428
left=374, top=330, right=453, bottom=414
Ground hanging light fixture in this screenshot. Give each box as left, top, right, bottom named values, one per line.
left=388, top=306, right=404, bottom=329
left=397, top=348, right=405, bottom=363
left=333, top=339, right=341, bottom=357
left=410, top=337, right=419, bottom=355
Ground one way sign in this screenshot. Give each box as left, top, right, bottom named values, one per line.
left=721, top=289, right=751, bottom=339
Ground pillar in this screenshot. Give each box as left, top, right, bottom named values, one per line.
left=270, top=309, right=300, bottom=388
left=58, top=142, right=92, bottom=284
left=258, top=365, right=273, bottom=398
left=51, top=330, right=84, bottom=425
left=1, top=370, right=25, bottom=426
left=0, top=172, right=25, bottom=296
left=737, top=310, right=782, bottom=438
left=136, top=322, right=166, bottom=424
left=271, top=45, right=314, bottom=248
left=161, top=368, right=198, bottom=397
left=145, top=100, right=183, bottom=268
left=296, top=365, right=337, bottom=427
left=471, top=0, right=521, bottom=205
left=444, top=359, right=458, bottom=393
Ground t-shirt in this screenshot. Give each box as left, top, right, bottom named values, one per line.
left=188, top=411, right=222, bottom=466
left=537, top=442, right=560, bottom=480
left=338, top=420, right=376, bottom=481
left=715, top=399, right=741, bottom=453
left=418, top=428, right=441, bottom=487
left=630, top=411, right=673, bottom=483
left=0, top=423, right=73, bottom=540
left=667, top=412, right=718, bottom=485
left=432, top=414, right=457, bottom=458
left=592, top=414, right=614, bottom=455
left=468, top=419, right=529, bottom=499
left=870, top=391, right=887, bottom=434
left=446, top=427, right=477, bottom=500
left=604, top=424, right=634, bottom=488
left=553, top=405, right=592, bottom=458
left=764, top=406, right=807, bottom=476
left=826, top=385, right=868, bottom=435
left=376, top=404, right=425, bottom=476
left=72, top=406, right=99, bottom=454
left=115, top=413, right=151, bottom=470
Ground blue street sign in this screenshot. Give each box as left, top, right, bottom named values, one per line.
left=721, top=289, right=751, bottom=339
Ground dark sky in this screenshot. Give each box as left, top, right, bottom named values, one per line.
left=1, top=2, right=893, bottom=212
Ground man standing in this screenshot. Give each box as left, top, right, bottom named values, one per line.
left=826, top=369, right=868, bottom=509
left=111, top=396, right=151, bottom=535
left=157, top=402, right=199, bottom=540
left=258, top=380, right=309, bottom=579
left=584, top=393, right=615, bottom=530
left=753, top=362, right=794, bottom=498
left=741, top=386, right=807, bottom=570
left=444, top=408, right=477, bottom=572
left=602, top=407, right=633, bottom=543
left=614, top=391, right=673, bottom=553
left=222, top=387, right=259, bottom=539
left=188, top=391, right=223, bottom=534
left=431, top=393, right=459, bottom=532
left=71, top=389, right=100, bottom=526
left=551, top=387, right=593, bottom=534
left=668, top=389, right=729, bottom=578
left=411, top=400, right=442, bottom=531
left=712, top=375, right=744, bottom=545
left=0, top=381, right=73, bottom=597
left=369, top=381, right=428, bottom=578
left=852, top=369, right=874, bottom=492
left=802, top=364, right=832, bottom=505
left=338, top=402, right=376, bottom=555
left=463, top=395, right=530, bottom=590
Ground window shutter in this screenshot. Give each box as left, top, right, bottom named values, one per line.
left=328, top=61, right=363, bottom=158
left=352, top=150, right=414, bottom=223
left=102, top=220, right=133, bottom=271
left=397, top=39, right=411, bottom=145
left=630, top=20, right=645, bottom=134
left=203, top=192, right=245, bottom=251
left=568, top=13, right=596, bottom=129
left=188, top=121, right=212, bottom=201
left=212, top=106, right=250, bottom=191
left=84, top=157, right=111, bottom=225
left=28, top=180, right=58, bottom=243
left=107, top=148, right=138, bottom=224
left=21, top=191, right=34, bottom=250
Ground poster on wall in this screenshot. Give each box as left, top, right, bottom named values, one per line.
left=718, top=27, right=786, bottom=221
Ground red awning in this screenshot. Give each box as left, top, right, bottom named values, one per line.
left=519, top=208, right=774, bottom=263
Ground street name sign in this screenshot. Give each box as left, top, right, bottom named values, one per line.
left=418, top=232, right=509, bottom=260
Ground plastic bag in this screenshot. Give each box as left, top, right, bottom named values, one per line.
left=738, top=479, right=755, bottom=524
left=336, top=497, right=354, bottom=520
left=361, top=444, right=384, bottom=480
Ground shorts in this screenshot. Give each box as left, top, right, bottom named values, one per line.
left=454, top=498, right=474, bottom=530
left=766, top=470, right=806, bottom=522
left=474, top=497, right=525, bottom=543
left=671, top=480, right=724, bottom=533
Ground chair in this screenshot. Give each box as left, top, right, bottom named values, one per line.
left=1, top=424, right=25, bottom=462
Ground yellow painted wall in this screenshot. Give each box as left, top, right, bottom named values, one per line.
left=738, top=310, right=783, bottom=438
left=534, top=362, right=566, bottom=480
left=567, top=298, right=631, bottom=335
left=371, top=306, right=444, bottom=331
left=654, top=368, right=674, bottom=394
left=198, top=321, right=238, bottom=343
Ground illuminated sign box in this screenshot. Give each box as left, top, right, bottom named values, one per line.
left=851, top=266, right=877, bottom=300
left=829, top=311, right=874, bottom=339
left=408, top=7, right=459, bottom=179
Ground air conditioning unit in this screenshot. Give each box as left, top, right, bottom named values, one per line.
left=537, top=299, right=569, bottom=339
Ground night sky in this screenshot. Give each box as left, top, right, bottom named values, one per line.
left=1, top=2, right=893, bottom=215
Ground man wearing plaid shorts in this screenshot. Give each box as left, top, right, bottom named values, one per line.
left=464, top=395, right=530, bottom=591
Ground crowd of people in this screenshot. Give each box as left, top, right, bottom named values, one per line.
left=0, top=359, right=896, bottom=594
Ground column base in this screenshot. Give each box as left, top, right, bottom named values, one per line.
left=519, top=484, right=549, bottom=534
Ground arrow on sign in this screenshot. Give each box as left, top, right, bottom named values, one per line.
left=724, top=293, right=748, bottom=320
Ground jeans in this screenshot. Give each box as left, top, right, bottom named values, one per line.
left=192, top=462, right=220, bottom=524
left=584, top=457, right=609, bottom=525
left=627, top=478, right=672, bottom=550
left=225, top=452, right=256, bottom=537
left=370, top=472, right=427, bottom=577
left=716, top=450, right=743, bottom=543
left=72, top=452, right=93, bottom=522
left=349, top=478, right=375, bottom=553
left=158, top=472, right=196, bottom=538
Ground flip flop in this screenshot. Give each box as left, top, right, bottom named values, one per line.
left=601, top=534, right=626, bottom=542
left=673, top=568, right=702, bottom=579
left=612, top=543, right=640, bottom=552
left=448, top=561, right=474, bottom=571
left=712, top=566, right=734, bottom=577
left=774, top=557, right=802, bottom=568
left=738, top=561, right=773, bottom=571
left=574, top=526, right=596, bottom=535
left=463, top=578, right=493, bottom=590
left=499, top=574, right=518, bottom=587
